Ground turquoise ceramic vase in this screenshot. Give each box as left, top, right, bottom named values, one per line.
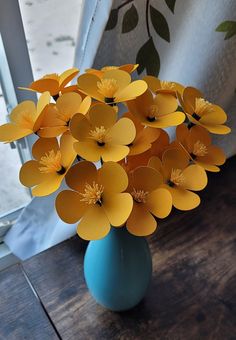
left=84, top=227, right=152, bottom=311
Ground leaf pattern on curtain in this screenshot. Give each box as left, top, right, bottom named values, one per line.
left=105, top=0, right=176, bottom=76
left=216, top=21, right=236, bottom=40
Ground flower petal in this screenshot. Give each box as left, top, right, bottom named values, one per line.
left=56, top=92, right=82, bottom=120
left=60, top=132, right=76, bottom=167
left=196, top=162, right=220, bottom=172
left=98, top=161, right=128, bottom=193
left=154, top=93, right=178, bottom=114
left=198, top=145, right=226, bottom=165
left=38, top=126, right=68, bottom=138
left=70, top=113, right=91, bottom=140
left=103, top=69, right=131, bottom=92
left=103, top=192, right=133, bottom=226
left=34, top=92, right=51, bottom=131
left=19, top=160, right=46, bottom=187
left=10, top=100, right=37, bottom=124
left=0, top=123, right=31, bottom=142
left=79, top=96, right=91, bottom=115
left=167, top=186, right=200, bottom=211
left=59, top=67, right=79, bottom=88
left=115, top=80, right=147, bottom=102
left=183, top=87, right=203, bottom=113
left=201, top=123, right=231, bottom=135
left=182, top=164, right=207, bottom=191
left=77, top=73, right=104, bottom=101
left=120, top=64, right=139, bottom=73
left=101, top=144, right=130, bottom=162
left=32, top=173, right=63, bottom=196
left=88, top=103, right=117, bottom=129
left=29, top=79, right=59, bottom=96
left=162, top=148, right=189, bottom=178
left=200, top=105, right=227, bottom=125
left=74, top=141, right=102, bottom=162
left=56, top=190, right=87, bottom=224
left=65, top=161, right=97, bottom=191
left=132, top=166, right=163, bottom=191
left=189, top=125, right=211, bottom=149
left=143, top=75, right=161, bottom=93
left=40, top=104, right=64, bottom=127
left=145, top=111, right=185, bottom=128
left=126, top=202, right=157, bottom=236
left=32, top=137, right=59, bottom=160
left=106, top=117, right=136, bottom=145
left=77, top=205, right=110, bottom=240
left=146, top=188, right=172, bottom=218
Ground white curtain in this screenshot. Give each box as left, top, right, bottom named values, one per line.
left=5, top=0, right=236, bottom=260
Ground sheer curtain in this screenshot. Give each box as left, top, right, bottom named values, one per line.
left=5, top=0, right=236, bottom=260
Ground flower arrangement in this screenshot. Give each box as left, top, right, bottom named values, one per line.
left=0, top=65, right=230, bottom=241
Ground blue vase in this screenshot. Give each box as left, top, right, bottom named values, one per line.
left=84, top=226, right=152, bottom=311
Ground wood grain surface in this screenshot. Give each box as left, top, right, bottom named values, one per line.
left=0, top=264, right=59, bottom=340
left=22, top=157, right=236, bottom=340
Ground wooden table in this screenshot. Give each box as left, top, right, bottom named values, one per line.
left=0, top=157, right=236, bottom=340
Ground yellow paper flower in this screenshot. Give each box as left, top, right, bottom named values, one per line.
left=19, top=68, right=79, bottom=97
left=77, top=69, right=147, bottom=105
left=126, top=166, right=172, bottom=236
left=38, top=92, right=91, bottom=137
left=143, top=75, right=184, bottom=97
left=149, top=148, right=208, bottom=211
left=127, top=89, right=185, bottom=128
left=124, top=112, right=160, bottom=156
left=85, top=64, right=139, bottom=78
left=56, top=161, right=133, bottom=240
left=70, top=103, right=136, bottom=162
left=19, top=132, right=76, bottom=196
left=180, top=87, right=231, bottom=134
left=0, top=92, right=50, bottom=142
left=175, top=124, right=226, bottom=172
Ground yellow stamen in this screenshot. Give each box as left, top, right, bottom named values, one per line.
left=39, top=150, right=63, bottom=173
left=147, top=104, right=159, bottom=121
left=101, top=66, right=118, bottom=72
left=97, top=78, right=119, bottom=98
left=195, top=98, right=213, bottom=116
left=131, top=188, right=149, bottom=203
left=170, top=168, right=185, bottom=186
left=43, top=73, right=60, bottom=81
left=160, top=80, right=175, bottom=90
left=80, top=182, right=104, bottom=205
left=89, top=126, right=108, bottom=144
left=193, top=140, right=208, bottom=157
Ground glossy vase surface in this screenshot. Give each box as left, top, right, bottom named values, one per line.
left=84, top=227, right=152, bottom=311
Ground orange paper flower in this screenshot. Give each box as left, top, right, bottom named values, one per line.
left=126, top=166, right=172, bottom=236
left=56, top=161, right=133, bottom=240
left=0, top=92, right=50, bottom=142
left=143, top=75, right=184, bottom=96
left=38, top=92, right=91, bottom=137
left=127, top=89, right=185, bottom=128
left=149, top=148, right=208, bottom=211
left=180, top=87, right=231, bottom=134
left=19, top=68, right=79, bottom=97
left=175, top=124, right=226, bottom=172
left=124, top=112, right=160, bottom=156
left=86, top=64, right=138, bottom=78
left=70, top=103, right=136, bottom=162
left=20, top=132, right=76, bottom=196
left=77, top=69, right=147, bottom=105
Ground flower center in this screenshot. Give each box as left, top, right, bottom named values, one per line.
left=193, top=140, right=208, bottom=157
left=147, top=104, right=159, bottom=122
left=169, top=168, right=185, bottom=187
left=160, top=81, right=175, bottom=90
left=97, top=78, right=119, bottom=101
left=131, top=188, right=149, bottom=203
left=194, top=98, right=213, bottom=118
left=80, top=182, right=104, bottom=205
left=89, top=126, right=108, bottom=146
left=101, top=66, right=118, bottom=72
left=39, top=150, right=65, bottom=174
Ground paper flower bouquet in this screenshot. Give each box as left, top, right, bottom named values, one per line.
left=0, top=65, right=230, bottom=311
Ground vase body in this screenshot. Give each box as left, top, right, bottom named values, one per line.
left=84, top=227, right=152, bottom=311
